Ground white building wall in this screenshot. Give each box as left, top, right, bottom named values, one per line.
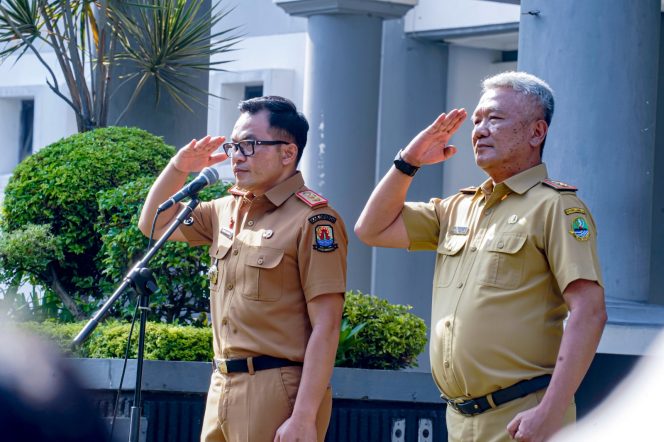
left=405, top=0, right=520, bottom=32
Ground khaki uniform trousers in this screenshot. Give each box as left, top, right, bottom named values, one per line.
left=201, top=366, right=332, bottom=442
left=446, top=389, right=576, bottom=442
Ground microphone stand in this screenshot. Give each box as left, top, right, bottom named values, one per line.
left=72, top=197, right=201, bottom=442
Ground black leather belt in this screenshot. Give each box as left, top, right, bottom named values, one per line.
left=213, top=356, right=302, bottom=374
left=446, top=375, right=552, bottom=416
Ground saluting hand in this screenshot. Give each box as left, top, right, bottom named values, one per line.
left=170, top=135, right=228, bottom=173
left=400, top=108, right=467, bottom=167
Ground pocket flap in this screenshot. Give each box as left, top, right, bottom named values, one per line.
left=211, top=235, right=233, bottom=259
left=245, top=246, right=285, bottom=269
left=486, top=232, right=527, bottom=254
left=437, top=233, right=468, bottom=256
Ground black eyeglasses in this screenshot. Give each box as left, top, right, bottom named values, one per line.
left=222, top=139, right=290, bottom=157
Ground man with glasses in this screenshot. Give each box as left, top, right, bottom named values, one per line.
left=139, top=96, right=347, bottom=442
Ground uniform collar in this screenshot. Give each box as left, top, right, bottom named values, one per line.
left=502, top=163, right=548, bottom=195
left=228, top=171, right=305, bottom=207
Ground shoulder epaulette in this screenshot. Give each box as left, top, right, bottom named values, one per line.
left=459, top=186, right=478, bottom=194
left=296, top=189, right=328, bottom=208
left=542, top=178, right=578, bottom=192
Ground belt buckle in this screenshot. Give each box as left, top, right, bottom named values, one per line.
left=446, top=399, right=460, bottom=413
left=216, top=359, right=228, bottom=374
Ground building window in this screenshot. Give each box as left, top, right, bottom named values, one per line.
left=19, top=99, right=34, bottom=162
left=244, top=85, right=264, bottom=100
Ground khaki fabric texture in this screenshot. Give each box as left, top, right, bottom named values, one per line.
left=402, top=164, right=603, bottom=400
left=180, top=172, right=346, bottom=442
left=446, top=389, right=576, bottom=442
left=201, top=368, right=332, bottom=442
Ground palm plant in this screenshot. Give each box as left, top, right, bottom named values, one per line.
left=0, top=0, right=239, bottom=133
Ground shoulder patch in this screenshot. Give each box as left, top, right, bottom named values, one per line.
left=296, top=189, right=328, bottom=208
left=308, top=213, right=337, bottom=224
left=459, top=186, right=478, bottom=194
left=542, top=179, right=578, bottom=192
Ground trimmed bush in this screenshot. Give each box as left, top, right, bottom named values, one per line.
left=339, top=291, right=427, bottom=370
left=18, top=291, right=427, bottom=369
left=0, top=127, right=174, bottom=320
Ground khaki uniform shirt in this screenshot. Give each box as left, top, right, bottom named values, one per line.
left=180, top=172, right=348, bottom=362
left=402, top=163, right=603, bottom=400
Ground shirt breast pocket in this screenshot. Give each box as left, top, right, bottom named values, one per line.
left=241, top=246, right=285, bottom=301
left=478, top=232, right=527, bottom=289
left=209, top=241, right=232, bottom=292
left=435, top=234, right=468, bottom=288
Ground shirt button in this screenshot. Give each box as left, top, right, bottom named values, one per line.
left=232, top=249, right=239, bottom=255
left=470, top=246, right=477, bottom=252
left=445, top=320, right=451, bottom=328
left=257, top=257, right=264, bottom=265
left=485, top=209, right=493, bottom=216
left=226, top=283, right=234, bottom=291
left=221, top=317, right=228, bottom=325
left=247, top=220, right=254, bottom=227
left=456, top=282, right=463, bottom=289
left=497, top=241, right=504, bottom=249
left=444, top=361, right=450, bottom=368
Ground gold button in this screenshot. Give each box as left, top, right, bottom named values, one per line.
left=470, top=246, right=477, bottom=252
left=257, top=257, right=264, bottom=265
left=247, top=220, right=254, bottom=227
left=497, top=241, right=504, bottom=249
left=232, top=249, right=239, bottom=255
left=456, top=282, right=463, bottom=288
left=444, top=361, right=450, bottom=368
left=221, top=317, right=228, bottom=325
left=226, top=283, right=234, bottom=290
left=445, top=320, right=451, bottom=328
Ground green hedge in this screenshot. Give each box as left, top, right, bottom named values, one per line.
left=19, top=291, right=427, bottom=369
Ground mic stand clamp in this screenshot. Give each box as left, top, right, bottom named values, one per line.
left=71, top=197, right=201, bottom=442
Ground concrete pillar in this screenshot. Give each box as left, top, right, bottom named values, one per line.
left=652, top=12, right=664, bottom=306
left=372, top=19, right=449, bottom=370
left=276, top=0, right=415, bottom=292
left=518, top=0, right=660, bottom=303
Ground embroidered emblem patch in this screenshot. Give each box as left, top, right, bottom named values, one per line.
left=564, top=207, right=586, bottom=216
left=308, top=213, right=337, bottom=224
left=569, top=217, right=590, bottom=241
left=207, top=258, right=219, bottom=285
left=296, top=190, right=328, bottom=208
left=450, top=226, right=469, bottom=235
left=313, top=225, right=337, bottom=252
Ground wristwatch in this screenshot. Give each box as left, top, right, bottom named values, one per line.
left=393, top=150, right=419, bottom=177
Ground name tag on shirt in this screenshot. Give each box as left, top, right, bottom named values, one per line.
left=450, top=226, right=469, bottom=236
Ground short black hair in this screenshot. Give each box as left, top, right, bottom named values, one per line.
left=238, top=96, right=309, bottom=164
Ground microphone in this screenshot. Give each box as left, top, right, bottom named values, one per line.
left=157, top=166, right=220, bottom=212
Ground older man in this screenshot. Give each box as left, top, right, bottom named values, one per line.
left=355, top=72, right=606, bottom=442
left=139, top=96, right=347, bottom=442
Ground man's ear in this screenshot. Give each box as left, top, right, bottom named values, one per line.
left=530, top=120, right=548, bottom=148
left=281, top=143, right=298, bottom=165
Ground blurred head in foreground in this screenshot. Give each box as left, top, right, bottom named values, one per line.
left=0, top=326, right=108, bottom=441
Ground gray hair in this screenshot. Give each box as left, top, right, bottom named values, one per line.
left=482, top=71, right=555, bottom=125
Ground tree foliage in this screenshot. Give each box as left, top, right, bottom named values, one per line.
left=96, top=175, right=228, bottom=324
left=0, top=0, right=239, bottom=131
left=0, top=127, right=173, bottom=320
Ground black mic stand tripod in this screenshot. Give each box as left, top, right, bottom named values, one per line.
left=72, top=197, right=201, bottom=442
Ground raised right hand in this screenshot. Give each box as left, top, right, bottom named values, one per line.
left=401, top=108, right=467, bottom=167
left=170, top=136, right=228, bottom=173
